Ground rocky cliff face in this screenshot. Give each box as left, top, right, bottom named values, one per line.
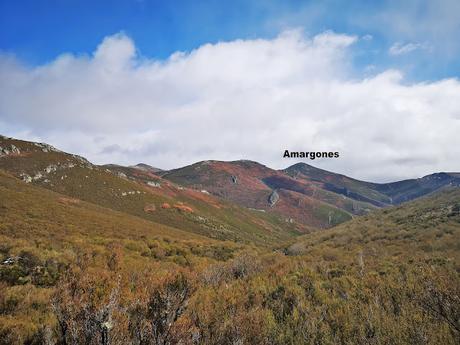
left=268, top=190, right=279, bottom=206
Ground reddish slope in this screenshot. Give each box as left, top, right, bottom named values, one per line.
left=163, top=160, right=357, bottom=228
left=0, top=136, right=305, bottom=244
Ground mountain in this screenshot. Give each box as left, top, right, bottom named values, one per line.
left=1, top=150, right=459, bottom=343
left=130, top=163, right=164, bottom=174
left=162, top=160, right=376, bottom=228
left=284, top=163, right=391, bottom=206
left=162, top=160, right=460, bottom=228
left=285, top=162, right=460, bottom=206
left=286, top=186, right=460, bottom=260
left=0, top=136, right=305, bottom=245
left=1, top=134, right=459, bottom=344
left=1, top=135, right=459, bottom=234
left=373, top=172, right=460, bottom=203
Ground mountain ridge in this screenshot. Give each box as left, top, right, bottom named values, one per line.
left=1, top=134, right=460, bottom=344
left=1, top=135, right=459, bottom=232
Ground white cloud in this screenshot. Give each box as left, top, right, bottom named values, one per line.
left=389, top=41, right=431, bottom=55
left=0, top=31, right=459, bottom=182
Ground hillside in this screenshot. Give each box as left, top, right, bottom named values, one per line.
left=0, top=169, right=249, bottom=340
left=1, top=167, right=459, bottom=344
left=285, top=162, right=460, bottom=206
left=3, top=135, right=458, bottom=233
left=286, top=187, right=460, bottom=264
left=163, top=160, right=372, bottom=228
left=0, top=136, right=304, bottom=245
left=163, top=159, right=460, bottom=229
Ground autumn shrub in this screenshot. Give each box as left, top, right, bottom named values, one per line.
left=412, top=268, right=460, bottom=336
left=127, top=272, right=193, bottom=345
left=0, top=264, right=28, bottom=285
left=202, top=252, right=261, bottom=285
left=51, top=268, right=130, bottom=345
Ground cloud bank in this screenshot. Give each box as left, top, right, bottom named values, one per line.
left=0, top=30, right=459, bottom=182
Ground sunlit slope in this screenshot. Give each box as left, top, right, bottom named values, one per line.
left=0, top=169, right=247, bottom=337
left=287, top=187, right=460, bottom=268
left=0, top=170, right=205, bottom=243
left=0, top=136, right=303, bottom=244
left=163, top=160, right=375, bottom=228
left=0, top=168, right=248, bottom=277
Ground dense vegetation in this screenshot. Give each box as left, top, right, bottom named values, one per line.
left=1, top=136, right=459, bottom=344
left=0, top=137, right=304, bottom=245
left=1, top=169, right=459, bottom=344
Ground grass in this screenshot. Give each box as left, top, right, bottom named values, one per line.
left=0, top=137, right=304, bottom=246
left=1, top=136, right=459, bottom=344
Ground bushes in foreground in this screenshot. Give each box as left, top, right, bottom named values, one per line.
left=4, top=252, right=458, bottom=345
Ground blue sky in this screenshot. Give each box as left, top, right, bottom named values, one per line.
left=1, top=0, right=459, bottom=81
left=1, top=0, right=459, bottom=181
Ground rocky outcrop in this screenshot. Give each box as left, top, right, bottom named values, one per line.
left=18, top=163, right=78, bottom=184
left=121, top=190, right=141, bottom=197
left=147, top=181, right=161, bottom=188
left=33, top=142, right=61, bottom=153
left=20, top=173, right=32, bottom=183
left=268, top=190, right=279, bottom=207
left=0, top=144, right=21, bottom=157
left=45, top=164, right=58, bottom=174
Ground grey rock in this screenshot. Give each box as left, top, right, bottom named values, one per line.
left=20, top=174, right=32, bottom=183
left=268, top=190, right=279, bottom=207
left=0, top=144, right=21, bottom=157
left=147, top=181, right=161, bottom=188
left=45, top=164, right=58, bottom=174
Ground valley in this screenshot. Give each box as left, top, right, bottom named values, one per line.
left=0, top=135, right=459, bottom=344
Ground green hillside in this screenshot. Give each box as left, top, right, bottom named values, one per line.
left=0, top=136, right=304, bottom=245
left=1, top=168, right=459, bottom=344
left=287, top=187, right=460, bottom=265
left=1, top=135, right=459, bottom=344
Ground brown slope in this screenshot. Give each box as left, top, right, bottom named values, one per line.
left=286, top=187, right=460, bottom=266
left=162, top=160, right=363, bottom=228
left=0, top=136, right=305, bottom=245
left=285, top=163, right=460, bottom=206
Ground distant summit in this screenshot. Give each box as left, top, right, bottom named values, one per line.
left=130, top=163, right=163, bottom=173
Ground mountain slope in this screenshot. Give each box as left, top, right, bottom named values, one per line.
left=1, top=168, right=459, bottom=344
left=374, top=172, right=460, bottom=203
left=286, top=187, right=460, bottom=265
left=285, top=162, right=460, bottom=207
left=284, top=163, right=391, bottom=206
left=162, top=160, right=377, bottom=228
left=163, top=159, right=460, bottom=229
left=0, top=136, right=304, bottom=245
left=2, top=134, right=458, bottom=234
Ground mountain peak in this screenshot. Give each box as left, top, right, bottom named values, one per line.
left=130, top=163, right=163, bottom=173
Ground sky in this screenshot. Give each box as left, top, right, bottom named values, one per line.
left=0, top=0, right=459, bottom=182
